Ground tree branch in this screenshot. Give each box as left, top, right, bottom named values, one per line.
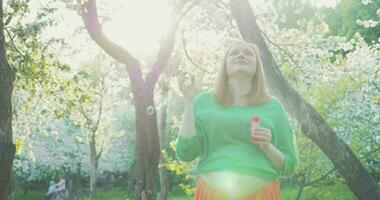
left=93, top=90, right=104, bottom=133
left=5, top=28, right=26, bottom=58
left=96, top=144, right=103, bottom=161
left=145, top=0, right=201, bottom=94
left=92, top=71, right=108, bottom=133
left=180, top=29, right=211, bottom=73
left=79, top=0, right=140, bottom=68
left=261, top=30, right=303, bottom=70
left=176, top=0, right=202, bottom=23
left=304, top=145, right=380, bottom=187
left=144, top=20, right=178, bottom=95
left=4, top=16, right=12, bottom=26
left=80, top=0, right=145, bottom=99
left=299, top=141, right=313, bottom=154
left=79, top=104, right=94, bottom=131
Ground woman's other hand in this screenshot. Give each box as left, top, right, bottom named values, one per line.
left=178, top=71, right=197, bottom=102
left=252, top=127, right=272, bottom=150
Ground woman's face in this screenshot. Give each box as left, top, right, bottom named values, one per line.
left=226, top=43, right=258, bottom=77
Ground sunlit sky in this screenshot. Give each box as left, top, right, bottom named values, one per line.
left=6, top=0, right=338, bottom=66
left=93, top=0, right=173, bottom=68
left=100, top=0, right=172, bottom=56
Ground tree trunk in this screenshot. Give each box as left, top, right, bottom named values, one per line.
left=157, top=81, right=169, bottom=200
left=89, top=135, right=98, bottom=200
left=229, top=1, right=380, bottom=199
left=295, top=173, right=307, bottom=200
left=0, top=1, right=16, bottom=200
left=9, top=173, right=16, bottom=200
left=127, top=161, right=137, bottom=194
left=71, top=162, right=82, bottom=194
left=132, top=86, right=161, bottom=200
left=103, top=171, right=114, bottom=191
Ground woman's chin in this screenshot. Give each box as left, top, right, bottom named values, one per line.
left=228, top=68, right=255, bottom=77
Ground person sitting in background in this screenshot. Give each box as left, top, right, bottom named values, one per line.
left=45, top=181, right=57, bottom=200
left=55, top=176, right=66, bottom=193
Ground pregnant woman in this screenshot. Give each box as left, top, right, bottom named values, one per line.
left=176, top=41, right=299, bottom=200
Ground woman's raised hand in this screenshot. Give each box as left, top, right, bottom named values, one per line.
left=177, top=71, right=197, bottom=102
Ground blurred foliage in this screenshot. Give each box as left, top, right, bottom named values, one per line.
left=323, top=0, right=380, bottom=44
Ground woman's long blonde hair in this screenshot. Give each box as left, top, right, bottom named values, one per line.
left=214, top=41, right=273, bottom=107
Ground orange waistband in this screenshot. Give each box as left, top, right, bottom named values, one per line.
left=195, top=177, right=281, bottom=200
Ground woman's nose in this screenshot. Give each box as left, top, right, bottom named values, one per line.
left=237, top=53, right=245, bottom=58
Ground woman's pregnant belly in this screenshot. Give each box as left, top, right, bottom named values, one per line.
left=200, top=171, right=271, bottom=200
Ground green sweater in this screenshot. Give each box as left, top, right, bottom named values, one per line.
left=176, top=91, right=299, bottom=181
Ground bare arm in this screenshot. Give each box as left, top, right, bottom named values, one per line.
left=178, top=72, right=197, bottom=139
left=180, top=99, right=197, bottom=139
left=253, top=127, right=285, bottom=170
left=262, top=144, right=285, bottom=170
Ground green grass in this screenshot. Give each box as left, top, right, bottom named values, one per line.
left=282, top=187, right=299, bottom=200
left=15, top=188, right=130, bottom=200
left=15, top=190, right=45, bottom=200
left=82, top=187, right=131, bottom=200
left=15, top=187, right=185, bottom=200
left=167, top=193, right=193, bottom=200
left=299, top=183, right=356, bottom=200
left=281, top=182, right=356, bottom=200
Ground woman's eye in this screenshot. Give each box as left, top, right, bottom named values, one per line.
left=230, top=51, right=238, bottom=55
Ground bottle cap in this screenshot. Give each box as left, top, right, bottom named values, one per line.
left=252, top=116, right=260, bottom=123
